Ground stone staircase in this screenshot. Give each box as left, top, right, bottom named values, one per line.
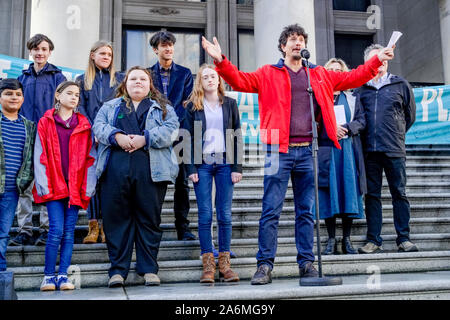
left=6, top=145, right=450, bottom=295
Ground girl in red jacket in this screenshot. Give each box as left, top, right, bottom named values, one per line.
left=33, top=81, right=96, bottom=291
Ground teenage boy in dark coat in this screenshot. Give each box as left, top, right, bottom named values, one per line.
left=148, top=31, right=195, bottom=241
left=10, top=34, right=66, bottom=246
left=356, top=44, right=417, bottom=254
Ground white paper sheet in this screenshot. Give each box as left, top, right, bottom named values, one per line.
left=334, top=105, right=347, bottom=126
left=387, top=31, right=403, bottom=48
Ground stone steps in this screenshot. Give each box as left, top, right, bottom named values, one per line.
left=6, top=233, right=450, bottom=268
left=9, top=147, right=450, bottom=295
left=10, top=217, right=450, bottom=242
left=10, top=249, right=450, bottom=291
left=15, top=271, right=450, bottom=300
left=165, top=182, right=450, bottom=195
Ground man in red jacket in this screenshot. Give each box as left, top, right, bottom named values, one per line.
left=202, top=24, right=395, bottom=285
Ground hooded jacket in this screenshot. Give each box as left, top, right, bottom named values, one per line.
left=33, top=109, right=97, bottom=209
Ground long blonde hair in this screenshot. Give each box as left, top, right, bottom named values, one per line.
left=324, top=58, right=350, bottom=72
left=184, top=64, right=225, bottom=111
left=83, top=40, right=117, bottom=91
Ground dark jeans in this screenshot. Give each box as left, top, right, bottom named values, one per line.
left=256, top=145, right=315, bottom=269
left=193, top=162, right=234, bottom=254
left=0, top=191, right=19, bottom=271
left=44, top=199, right=79, bottom=276
left=365, top=152, right=411, bottom=246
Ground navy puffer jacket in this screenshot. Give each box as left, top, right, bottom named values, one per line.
left=18, top=63, right=67, bottom=123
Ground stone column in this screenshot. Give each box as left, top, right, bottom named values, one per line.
left=30, top=0, right=100, bottom=70
left=439, top=0, right=450, bottom=84
left=253, top=0, right=316, bottom=66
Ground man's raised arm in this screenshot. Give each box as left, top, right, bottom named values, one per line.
left=202, top=36, right=260, bottom=93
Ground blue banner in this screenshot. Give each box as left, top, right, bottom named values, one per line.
left=405, top=85, right=450, bottom=144
left=0, top=54, right=83, bottom=81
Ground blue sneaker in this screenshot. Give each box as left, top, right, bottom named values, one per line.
left=56, top=275, right=75, bottom=290
left=40, top=276, right=57, bottom=291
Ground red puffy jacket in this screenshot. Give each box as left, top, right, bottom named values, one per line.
left=33, top=109, right=96, bottom=209
left=215, top=55, right=383, bottom=152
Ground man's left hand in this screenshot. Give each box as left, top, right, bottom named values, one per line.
left=377, top=45, right=395, bottom=62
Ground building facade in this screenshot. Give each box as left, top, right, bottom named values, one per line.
left=0, top=0, right=448, bottom=85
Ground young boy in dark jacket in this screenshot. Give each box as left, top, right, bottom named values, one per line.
left=0, top=79, right=36, bottom=271
left=10, top=34, right=66, bottom=247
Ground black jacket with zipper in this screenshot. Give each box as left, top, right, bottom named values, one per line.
left=183, top=96, right=243, bottom=176
left=355, top=74, right=416, bottom=157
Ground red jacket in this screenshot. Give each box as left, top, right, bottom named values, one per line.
left=215, top=55, right=383, bottom=152
left=33, top=109, right=96, bottom=209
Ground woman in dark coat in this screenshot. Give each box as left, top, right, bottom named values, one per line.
left=318, top=58, right=367, bottom=255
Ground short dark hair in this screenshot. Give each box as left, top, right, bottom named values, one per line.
left=0, top=79, right=23, bottom=96
left=278, top=24, right=308, bottom=57
left=149, top=31, right=176, bottom=49
left=27, top=34, right=55, bottom=51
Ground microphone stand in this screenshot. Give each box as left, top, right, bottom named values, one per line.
left=299, top=52, right=343, bottom=287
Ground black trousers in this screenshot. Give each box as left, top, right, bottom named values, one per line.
left=174, top=163, right=191, bottom=238
left=365, top=152, right=411, bottom=246
left=173, top=138, right=191, bottom=238
left=101, top=149, right=167, bottom=279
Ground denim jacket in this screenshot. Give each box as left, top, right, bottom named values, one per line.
left=93, top=97, right=179, bottom=183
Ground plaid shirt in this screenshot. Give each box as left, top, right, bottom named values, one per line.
left=159, top=62, right=173, bottom=96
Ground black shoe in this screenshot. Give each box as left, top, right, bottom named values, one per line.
left=251, top=264, right=272, bottom=285
left=180, top=231, right=196, bottom=241
left=34, top=231, right=48, bottom=246
left=9, top=233, right=33, bottom=246
left=299, top=262, right=319, bottom=278
left=342, top=236, right=358, bottom=254
left=323, top=237, right=337, bottom=255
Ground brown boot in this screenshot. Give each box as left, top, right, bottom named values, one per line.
left=200, top=252, right=216, bottom=283
left=83, top=220, right=99, bottom=244
left=218, top=252, right=239, bottom=282
left=99, top=220, right=106, bottom=243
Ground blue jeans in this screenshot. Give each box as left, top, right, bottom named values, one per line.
left=257, top=145, right=315, bottom=269
left=365, top=152, right=411, bottom=246
left=0, top=191, right=19, bottom=271
left=193, top=162, right=234, bottom=255
left=44, top=199, right=79, bottom=276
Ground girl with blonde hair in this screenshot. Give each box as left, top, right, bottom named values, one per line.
left=76, top=40, right=124, bottom=244
left=184, top=64, right=243, bottom=283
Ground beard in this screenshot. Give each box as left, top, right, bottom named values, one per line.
left=292, top=54, right=302, bottom=61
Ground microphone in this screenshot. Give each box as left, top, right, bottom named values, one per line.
left=300, top=48, right=310, bottom=60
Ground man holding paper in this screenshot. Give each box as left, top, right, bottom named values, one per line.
left=357, top=43, right=417, bottom=254
left=202, top=24, right=395, bottom=285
